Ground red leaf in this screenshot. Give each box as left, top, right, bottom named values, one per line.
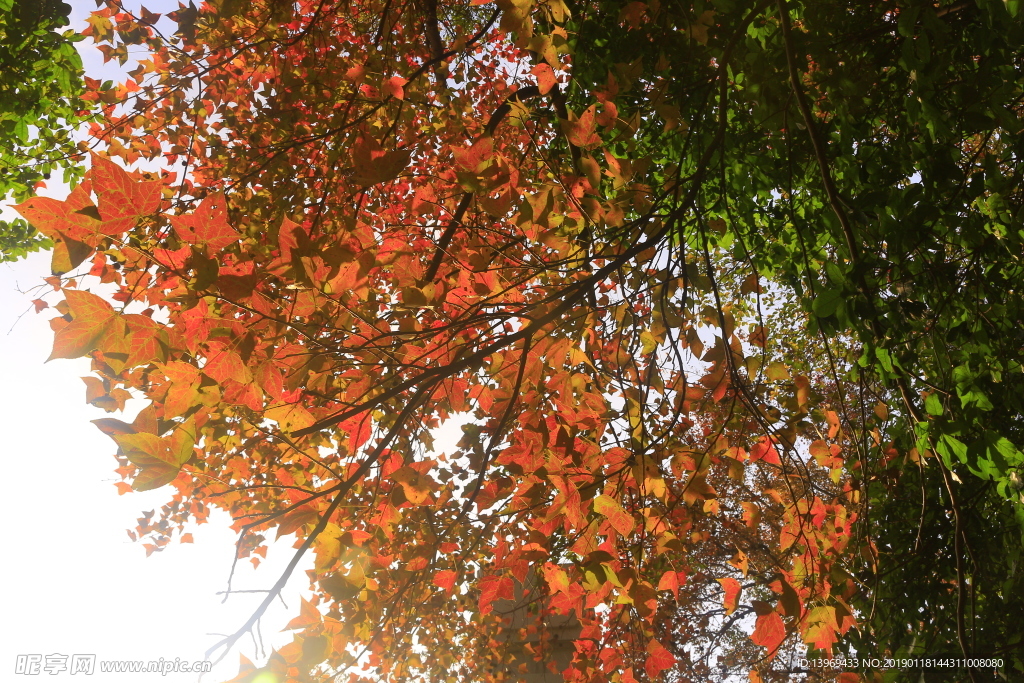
left=478, top=575, right=514, bottom=615
left=433, top=570, right=457, bottom=593
left=123, top=314, right=164, bottom=368
left=452, top=138, right=494, bottom=174
left=644, top=638, right=676, bottom=678
left=751, top=611, right=786, bottom=655
left=90, top=153, right=162, bottom=226
left=13, top=182, right=102, bottom=245
left=169, top=193, right=238, bottom=252
left=749, top=436, right=781, bottom=465
left=153, top=246, right=190, bottom=270
left=204, top=344, right=250, bottom=384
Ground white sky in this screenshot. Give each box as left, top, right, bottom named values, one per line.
left=0, top=256, right=304, bottom=681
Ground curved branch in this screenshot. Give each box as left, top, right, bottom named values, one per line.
left=420, top=85, right=542, bottom=284
left=206, top=376, right=440, bottom=664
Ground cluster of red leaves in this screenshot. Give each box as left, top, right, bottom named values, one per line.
left=17, top=0, right=873, bottom=681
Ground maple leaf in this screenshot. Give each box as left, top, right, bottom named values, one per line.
left=285, top=597, right=323, bottom=630
left=350, top=136, right=411, bottom=186
left=751, top=612, right=787, bottom=656
left=803, top=605, right=840, bottom=652
left=382, top=76, right=407, bottom=100
left=48, top=289, right=116, bottom=361
left=477, top=576, right=514, bottom=615
left=532, top=63, right=557, bottom=95
left=390, top=465, right=436, bottom=505
left=168, top=193, right=238, bottom=253
left=452, top=138, right=494, bottom=174
left=266, top=403, right=316, bottom=433
left=111, top=419, right=196, bottom=491
left=593, top=494, right=635, bottom=536
left=717, top=577, right=741, bottom=615
left=90, top=154, right=162, bottom=229
left=433, top=570, right=457, bottom=593
left=542, top=562, right=571, bottom=594
left=562, top=105, right=601, bottom=149
left=688, top=10, right=716, bottom=44
left=645, top=638, right=676, bottom=678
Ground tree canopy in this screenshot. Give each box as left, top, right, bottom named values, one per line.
left=15, top=0, right=1024, bottom=681
left=0, top=0, right=93, bottom=261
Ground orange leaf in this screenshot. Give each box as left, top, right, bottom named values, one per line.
left=593, top=494, right=635, bottom=536
left=717, top=577, right=741, bottom=615
left=123, top=314, right=165, bottom=368
left=285, top=597, right=323, bottom=630
left=532, top=63, right=557, bottom=95
left=657, top=569, right=679, bottom=599
left=826, top=409, right=841, bottom=439
left=383, top=76, right=407, bottom=100
left=14, top=182, right=103, bottom=245
left=749, top=436, right=781, bottom=465
left=542, top=562, right=570, bottom=594
left=169, top=193, right=238, bottom=252
left=90, top=153, right=162, bottom=227
left=65, top=287, right=115, bottom=322
left=803, top=605, right=840, bottom=652
left=478, top=575, right=514, bottom=615
left=390, top=465, right=436, bottom=505
left=452, top=138, right=494, bottom=174
left=433, top=570, right=457, bottom=593
left=563, top=105, right=601, bottom=149
left=204, top=345, right=251, bottom=384
left=751, top=611, right=786, bottom=655
left=644, top=638, right=676, bottom=678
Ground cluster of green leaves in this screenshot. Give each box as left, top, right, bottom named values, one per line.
left=0, top=0, right=92, bottom=261
left=561, top=0, right=1024, bottom=677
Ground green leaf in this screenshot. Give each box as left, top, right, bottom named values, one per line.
left=812, top=288, right=842, bottom=317
left=937, top=434, right=969, bottom=467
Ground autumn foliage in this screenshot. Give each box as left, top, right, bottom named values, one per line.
left=17, top=0, right=1024, bottom=681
